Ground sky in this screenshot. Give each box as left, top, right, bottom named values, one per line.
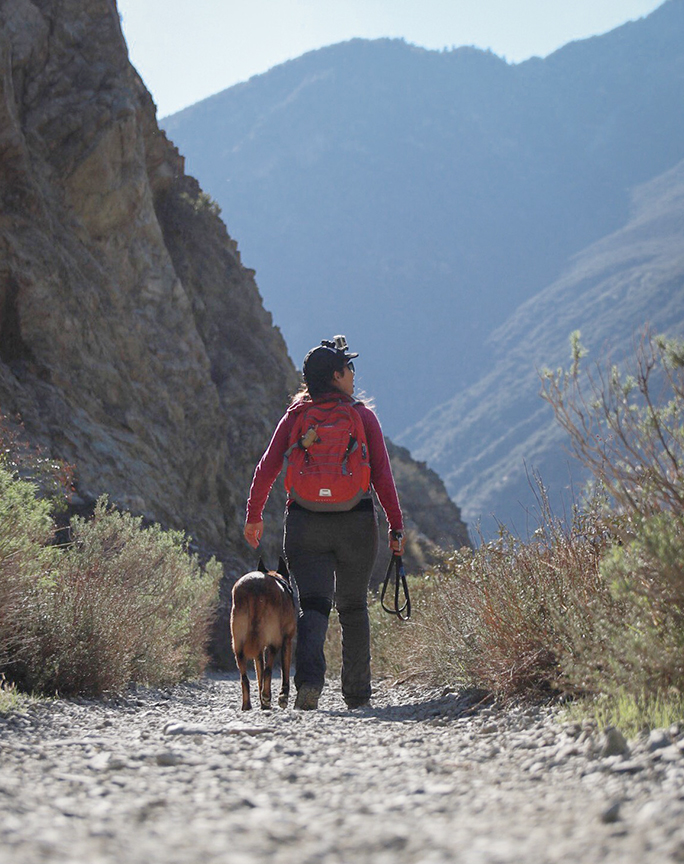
left=117, top=0, right=666, bottom=118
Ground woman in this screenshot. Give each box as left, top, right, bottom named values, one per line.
left=244, top=336, right=404, bottom=710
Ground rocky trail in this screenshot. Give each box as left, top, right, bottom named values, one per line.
left=1, top=673, right=683, bottom=864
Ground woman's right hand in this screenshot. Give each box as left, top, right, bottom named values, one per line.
left=244, top=520, right=264, bottom=549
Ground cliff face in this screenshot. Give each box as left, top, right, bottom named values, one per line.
left=0, top=0, right=297, bottom=557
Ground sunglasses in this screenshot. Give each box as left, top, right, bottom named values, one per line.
left=346, top=362, right=355, bottom=374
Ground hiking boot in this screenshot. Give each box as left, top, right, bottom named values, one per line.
left=345, top=696, right=371, bottom=710
left=294, top=684, right=321, bottom=710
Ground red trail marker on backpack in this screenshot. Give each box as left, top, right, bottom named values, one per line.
left=284, top=399, right=371, bottom=511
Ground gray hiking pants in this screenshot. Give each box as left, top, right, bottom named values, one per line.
left=283, top=504, right=379, bottom=703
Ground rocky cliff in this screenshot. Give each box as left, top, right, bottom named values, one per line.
left=0, top=0, right=296, bottom=560
left=0, top=0, right=469, bottom=664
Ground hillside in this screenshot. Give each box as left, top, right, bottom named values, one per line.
left=162, top=0, right=684, bottom=435
left=0, top=0, right=469, bottom=663
left=397, top=159, right=684, bottom=534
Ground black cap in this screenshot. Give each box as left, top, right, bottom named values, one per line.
left=302, top=336, right=358, bottom=386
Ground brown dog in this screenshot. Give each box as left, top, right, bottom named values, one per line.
left=230, top=557, right=297, bottom=711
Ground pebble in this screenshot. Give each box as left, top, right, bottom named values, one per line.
left=0, top=673, right=683, bottom=864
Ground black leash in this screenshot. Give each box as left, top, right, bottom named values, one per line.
left=380, top=554, right=411, bottom=620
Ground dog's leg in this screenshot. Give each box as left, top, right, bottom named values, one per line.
left=235, top=650, right=252, bottom=711
left=260, top=646, right=276, bottom=710
left=278, top=635, right=293, bottom=708
left=254, top=651, right=266, bottom=709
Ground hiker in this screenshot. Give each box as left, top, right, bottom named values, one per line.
left=244, top=335, right=404, bottom=710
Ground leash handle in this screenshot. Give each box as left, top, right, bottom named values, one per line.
left=380, top=554, right=411, bottom=620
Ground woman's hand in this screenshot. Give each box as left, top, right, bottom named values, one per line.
left=388, top=529, right=405, bottom=556
left=244, top=520, right=264, bottom=549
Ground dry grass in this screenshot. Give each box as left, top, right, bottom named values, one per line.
left=362, top=489, right=619, bottom=699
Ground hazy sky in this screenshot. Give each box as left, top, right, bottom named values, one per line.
left=117, top=0, right=666, bottom=118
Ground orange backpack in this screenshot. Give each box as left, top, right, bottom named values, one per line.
left=284, top=399, right=371, bottom=511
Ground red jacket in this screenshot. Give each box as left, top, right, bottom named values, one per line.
left=246, top=393, right=403, bottom=532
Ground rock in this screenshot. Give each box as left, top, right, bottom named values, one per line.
left=601, top=727, right=630, bottom=758
left=609, top=760, right=645, bottom=774
left=154, top=750, right=185, bottom=767
left=163, top=722, right=210, bottom=736
left=648, top=729, right=671, bottom=752
left=600, top=801, right=622, bottom=824
left=654, top=745, right=684, bottom=763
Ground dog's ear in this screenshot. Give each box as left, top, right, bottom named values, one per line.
left=277, top=556, right=290, bottom=579
left=257, top=558, right=268, bottom=574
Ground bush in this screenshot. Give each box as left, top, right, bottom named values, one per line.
left=537, top=330, right=684, bottom=727
left=326, top=331, right=684, bottom=727
left=0, top=412, right=74, bottom=511
left=20, top=499, right=222, bottom=695
left=541, top=330, right=684, bottom=520
left=0, top=467, right=56, bottom=668
left=580, top=511, right=684, bottom=697
left=386, top=491, right=618, bottom=698
left=0, top=482, right=221, bottom=696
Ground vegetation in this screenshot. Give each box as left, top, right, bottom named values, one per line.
left=0, top=425, right=221, bottom=697
left=179, top=189, right=222, bottom=218
left=352, top=331, right=684, bottom=732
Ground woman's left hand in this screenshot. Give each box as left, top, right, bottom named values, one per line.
left=388, top=529, right=405, bottom=556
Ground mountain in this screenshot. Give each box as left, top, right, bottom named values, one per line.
left=397, top=158, right=684, bottom=534
left=162, top=0, right=684, bottom=435
left=0, top=0, right=469, bottom=663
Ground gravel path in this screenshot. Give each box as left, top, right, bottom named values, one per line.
left=1, top=673, right=683, bottom=864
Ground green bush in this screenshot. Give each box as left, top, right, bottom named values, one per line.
left=577, top=511, right=684, bottom=698
left=330, top=331, right=684, bottom=727
left=19, top=499, right=222, bottom=695
left=539, top=331, right=684, bottom=721
left=0, top=478, right=221, bottom=696
left=0, top=467, right=56, bottom=668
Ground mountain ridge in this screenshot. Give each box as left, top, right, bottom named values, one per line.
left=397, top=157, right=684, bottom=532
left=162, top=0, right=684, bottom=435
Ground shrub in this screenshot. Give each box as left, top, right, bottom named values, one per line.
left=179, top=189, right=222, bottom=218
left=0, top=486, right=222, bottom=697
left=17, top=499, right=222, bottom=695
left=0, top=466, right=56, bottom=668
left=388, top=491, right=617, bottom=698
left=538, top=330, right=684, bottom=717
left=581, top=511, right=684, bottom=696
left=323, top=331, right=684, bottom=720
left=0, top=412, right=74, bottom=511
left=541, top=330, right=684, bottom=520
